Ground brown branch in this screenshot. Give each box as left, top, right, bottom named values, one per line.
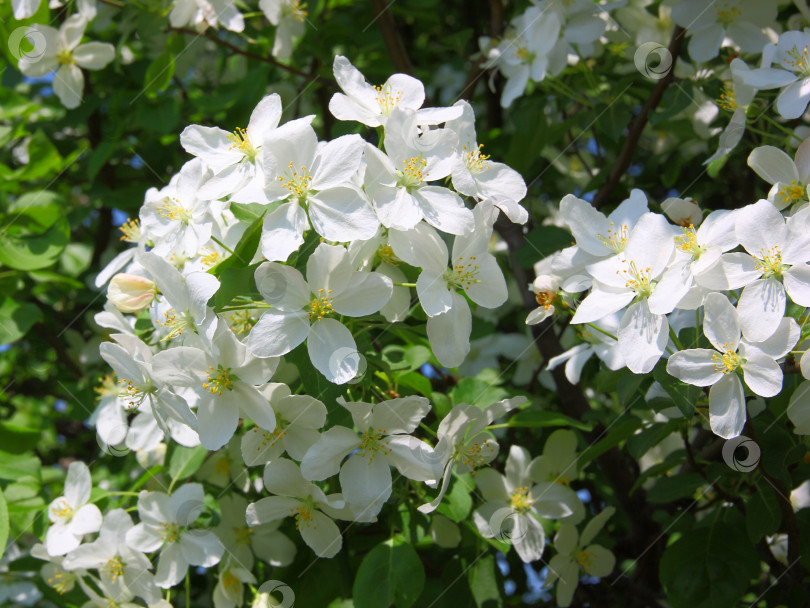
left=170, top=27, right=337, bottom=86
left=591, top=26, right=686, bottom=209
left=369, top=0, right=414, bottom=75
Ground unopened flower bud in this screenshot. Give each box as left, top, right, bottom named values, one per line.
left=107, top=273, right=157, bottom=313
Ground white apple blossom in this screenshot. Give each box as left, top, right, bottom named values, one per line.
left=671, top=0, right=776, bottom=63
left=125, top=484, right=224, bottom=588
left=260, top=0, right=308, bottom=60
left=329, top=55, right=425, bottom=127
left=472, top=445, right=581, bottom=563
left=260, top=122, right=378, bottom=261
left=62, top=509, right=159, bottom=605
left=45, top=462, right=103, bottom=557
left=170, top=0, right=245, bottom=33
left=734, top=200, right=810, bottom=341
left=705, top=58, right=758, bottom=165
left=545, top=507, right=616, bottom=607
left=738, top=30, right=810, bottom=119
left=547, top=313, right=624, bottom=385
left=17, top=15, right=114, bottom=109
left=246, top=459, right=346, bottom=558
left=747, top=137, right=810, bottom=210
left=300, top=396, right=438, bottom=520
left=246, top=243, right=392, bottom=383
left=667, top=293, right=799, bottom=438
left=241, top=382, right=327, bottom=466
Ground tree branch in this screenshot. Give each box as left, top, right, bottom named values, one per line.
left=591, top=26, right=686, bottom=209
left=170, top=27, right=337, bottom=86
left=369, top=0, right=415, bottom=75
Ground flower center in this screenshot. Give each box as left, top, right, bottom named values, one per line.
left=619, top=260, right=654, bottom=298
left=278, top=161, right=313, bottom=199
left=456, top=439, right=496, bottom=472
left=203, top=364, right=235, bottom=395
left=227, top=127, right=258, bottom=161
left=777, top=180, right=806, bottom=205
left=47, top=569, right=75, bottom=595
left=756, top=245, right=787, bottom=278
left=119, top=218, right=141, bottom=243
left=374, top=83, right=404, bottom=116
left=283, top=0, right=308, bottom=22
left=535, top=290, right=555, bottom=309
left=102, top=557, right=124, bottom=581
left=56, top=48, right=74, bottom=65
left=223, top=571, right=241, bottom=594
left=229, top=310, right=257, bottom=336
left=711, top=343, right=742, bottom=374
left=577, top=549, right=597, bottom=569
left=510, top=486, right=533, bottom=513
left=715, top=1, right=741, bottom=26
left=359, top=428, right=391, bottom=462
left=597, top=221, right=628, bottom=253
left=515, top=39, right=535, bottom=64
left=717, top=82, right=738, bottom=111
left=51, top=498, right=74, bottom=521
left=675, top=224, right=706, bottom=258
left=158, top=197, right=192, bottom=224
left=160, top=522, right=181, bottom=543
left=234, top=525, right=254, bottom=544
left=307, top=288, right=334, bottom=320
left=377, top=244, right=400, bottom=265
left=396, top=155, right=428, bottom=190
left=290, top=499, right=317, bottom=530
left=446, top=255, right=481, bottom=290
left=463, top=143, right=490, bottom=174
left=201, top=248, right=221, bottom=268
left=159, top=308, right=192, bottom=341
left=214, top=455, right=230, bottom=476
left=784, top=44, right=810, bottom=76
left=117, top=378, right=154, bottom=410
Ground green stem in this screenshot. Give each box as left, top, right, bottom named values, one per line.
left=393, top=282, right=417, bottom=288
left=185, top=569, right=190, bottom=607
left=211, top=236, right=235, bottom=255
left=669, top=326, right=684, bottom=351
left=585, top=322, right=617, bottom=341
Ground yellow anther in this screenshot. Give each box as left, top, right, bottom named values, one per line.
left=711, top=343, right=742, bottom=374
left=373, top=83, right=404, bottom=115
left=597, top=221, right=628, bottom=253
left=227, top=126, right=258, bottom=161
left=203, top=365, right=234, bottom=396
left=510, top=486, right=533, bottom=513
left=119, top=218, right=141, bottom=243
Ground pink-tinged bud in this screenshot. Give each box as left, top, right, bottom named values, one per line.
left=107, top=273, right=156, bottom=313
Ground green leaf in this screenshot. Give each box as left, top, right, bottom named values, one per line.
left=579, top=416, right=642, bottom=466
left=230, top=202, right=268, bottom=222
left=0, top=487, right=8, bottom=561
left=168, top=445, right=208, bottom=483
left=396, top=371, right=432, bottom=397
left=646, top=472, right=705, bottom=503
left=627, top=419, right=681, bottom=459
left=501, top=409, right=592, bottom=432
left=653, top=361, right=702, bottom=418
left=0, top=203, right=70, bottom=270
left=210, top=211, right=266, bottom=278
left=745, top=482, right=781, bottom=543
left=0, top=298, right=42, bottom=343
left=450, top=378, right=508, bottom=409
left=0, top=451, right=41, bottom=485
left=514, top=225, right=573, bottom=269
left=144, top=51, right=176, bottom=96
left=15, top=131, right=62, bottom=180
left=353, top=539, right=425, bottom=608
left=660, top=521, right=759, bottom=608
left=0, top=421, right=41, bottom=454
left=468, top=554, right=502, bottom=608
left=437, top=477, right=472, bottom=523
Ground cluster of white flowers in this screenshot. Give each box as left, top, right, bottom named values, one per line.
left=28, top=56, right=614, bottom=607
left=534, top=187, right=810, bottom=440
left=14, top=0, right=313, bottom=110
left=479, top=0, right=610, bottom=107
